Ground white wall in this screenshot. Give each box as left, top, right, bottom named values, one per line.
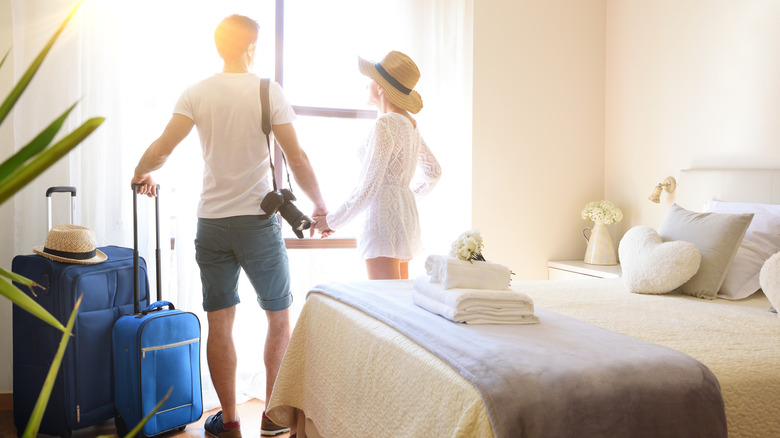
left=472, top=0, right=780, bottom=282
left=473, top=0, right=607, bottom=280
left=605, top=0, right=780, bottom=236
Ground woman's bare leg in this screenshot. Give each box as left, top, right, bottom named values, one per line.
left=365, top=257, right=402, bottom=279
left=400, top=260, right=409, bottom=279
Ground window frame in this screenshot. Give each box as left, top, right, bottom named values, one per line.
left=273, top=0, right=376, bottom=249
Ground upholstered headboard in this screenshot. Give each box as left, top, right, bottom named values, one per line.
left=677, top=169, right=780, bottom=211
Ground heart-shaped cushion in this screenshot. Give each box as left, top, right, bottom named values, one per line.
left=618, top=226, right=701, bottom=294
left=759, top=251, right=780, bottom=315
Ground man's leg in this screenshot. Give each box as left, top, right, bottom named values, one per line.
left=207, top=306, right=238, bottom=422
left=264, top=308, right=291, bottom=405
left=232, top=215, right=293, bottom=434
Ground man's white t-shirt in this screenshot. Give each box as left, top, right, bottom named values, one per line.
left=174, top=73, right=296, bottom=218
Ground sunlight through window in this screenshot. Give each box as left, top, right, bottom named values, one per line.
left=95, top=0, right=471, bottom=408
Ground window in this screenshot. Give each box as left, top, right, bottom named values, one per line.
left=272, top=0, right=408, bottom=246
left=279, top=114, right=373, bottom=245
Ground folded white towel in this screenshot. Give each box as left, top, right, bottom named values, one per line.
left=425, top=255, right=446, bottom=282
left=413, top=291, right=539, bottom=325
left=413, top=276, right=532, bottom=310
left=424, top=255, right=511, bottom=290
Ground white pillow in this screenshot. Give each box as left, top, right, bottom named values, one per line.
left=618, top=226, right=701, bottom=294
left=758, top=252, right=780, bottom=316
left=705, top=201, right=780, bottom=299
left=705, top=200, right=780, bottom=217
left=658, top=204, right=753, bottom=299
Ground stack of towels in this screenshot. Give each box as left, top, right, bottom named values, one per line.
left=413, top=255, right=539, bottom=325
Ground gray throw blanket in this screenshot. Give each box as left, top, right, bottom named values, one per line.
left=309, top=280, right=727, bottom=438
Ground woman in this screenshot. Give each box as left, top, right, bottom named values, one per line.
left=313, top=50, right=441, bottom=280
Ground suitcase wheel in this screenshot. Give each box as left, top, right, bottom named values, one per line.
left=114, top=413, right=129, bottom=437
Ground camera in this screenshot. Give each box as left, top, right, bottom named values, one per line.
left=261, top=188, right=312, bottom=239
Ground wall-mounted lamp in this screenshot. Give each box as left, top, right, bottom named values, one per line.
left=648, top=176, right=677, bottom=203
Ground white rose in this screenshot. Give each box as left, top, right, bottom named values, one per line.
left=449, top=241, right=459, bottom=257
left=458, top=247, right=473, bottom=261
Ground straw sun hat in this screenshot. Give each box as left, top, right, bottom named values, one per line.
left=358, top=51, right=423, bottom=114
left=33, top=224, right=107, bottom=265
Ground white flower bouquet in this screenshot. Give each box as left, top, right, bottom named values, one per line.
left=449, top=228, right=486, bottom=263
left=581, top=200, right=623, bottom=224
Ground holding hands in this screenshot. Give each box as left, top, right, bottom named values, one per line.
left=312, top=214, right=334, bottom=239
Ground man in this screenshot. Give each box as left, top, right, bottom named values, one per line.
left=131, top=14, right=327, bottom=438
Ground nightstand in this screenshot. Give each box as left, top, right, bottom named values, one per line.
left=547, top=260, right=622, bottom=280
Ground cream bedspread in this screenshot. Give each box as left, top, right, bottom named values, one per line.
left=525, top=278, right=780, bottom=438
left=267, top=292, right=493, bottom=438
left=268, top=278, right=780, bottom=438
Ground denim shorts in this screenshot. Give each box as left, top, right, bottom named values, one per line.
left=195, top=215, right=292, bottom=312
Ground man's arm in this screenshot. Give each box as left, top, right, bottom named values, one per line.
left=272, top=123, right=329, bottom=229
left=131, top=114, right=194, bottom=197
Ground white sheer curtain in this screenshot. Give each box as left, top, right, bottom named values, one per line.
left=5, top=0, right=472, bottom=409
left=404, top=0, right=474, bottom=271
left=7, top=0, right=155, bottom=253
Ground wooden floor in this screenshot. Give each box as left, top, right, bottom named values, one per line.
left=0, top=398, right=294, bottom=438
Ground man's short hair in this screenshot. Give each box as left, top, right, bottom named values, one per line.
left=214, top=15, right=259, bottom=62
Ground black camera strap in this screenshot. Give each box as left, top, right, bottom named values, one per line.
left=260, top=78, right=293, bottom=194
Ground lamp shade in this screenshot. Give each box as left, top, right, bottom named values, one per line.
left=648, top=185, right=663, bottom=203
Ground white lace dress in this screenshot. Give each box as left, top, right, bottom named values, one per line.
left=326, top=113, right=442, bottom=260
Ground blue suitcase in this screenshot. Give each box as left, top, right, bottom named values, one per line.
left=12, top=186, right=150, bottom=437
left=112, top=185, right=202, bottom=437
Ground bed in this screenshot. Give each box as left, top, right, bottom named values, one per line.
left=267, top=169, right=780, bottom=438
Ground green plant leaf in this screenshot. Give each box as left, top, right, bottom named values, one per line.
left=0, top=116, right=104, bottom=205
left=0, top=48, right=9, bottom=70
left=0, top=266, right=39, bottom=288
left=0, top=278, right=66, bottom=333
left=124, top=387, right=173, bottom=438
left=22, top=294, right=81, bottom=438
left=0, top=102, right=78, bottom=180
left=0, top=1, right=81, bottom=126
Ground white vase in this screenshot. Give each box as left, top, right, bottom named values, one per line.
left=583, top=221, right=617, bottom=265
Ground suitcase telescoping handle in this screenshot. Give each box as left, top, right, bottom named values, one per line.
left=46, top=186, right=76, bottom=232
left=132, top=184, right=162, bottom=314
